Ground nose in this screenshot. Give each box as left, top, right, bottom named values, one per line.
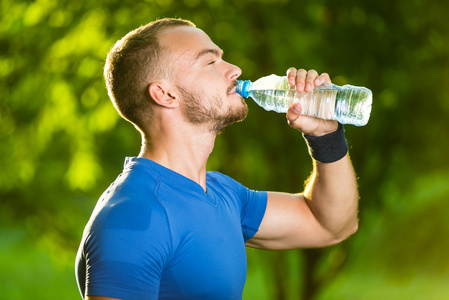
left=225, top=61, right=242, bottom=81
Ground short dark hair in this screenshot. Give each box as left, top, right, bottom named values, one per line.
left=104, top=18, right=196, bottom=132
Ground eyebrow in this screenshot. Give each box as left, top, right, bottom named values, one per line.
left=195, top=48, right=223, bottom=60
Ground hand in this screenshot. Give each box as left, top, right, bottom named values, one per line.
left=285, top=68, right=338, bottom=136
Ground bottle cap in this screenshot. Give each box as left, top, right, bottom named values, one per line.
left=236, top=80, right=251, bottom=98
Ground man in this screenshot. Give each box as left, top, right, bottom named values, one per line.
left=75, top=18, right=359, bottom=300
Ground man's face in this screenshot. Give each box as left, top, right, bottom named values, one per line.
left=159, top=26, right=247, bottom=133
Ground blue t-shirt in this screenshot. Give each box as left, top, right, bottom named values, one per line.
left=75, top=157, right=267, bottom=299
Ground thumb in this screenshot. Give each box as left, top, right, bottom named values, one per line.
left=286, top=103, right=302, bottom=128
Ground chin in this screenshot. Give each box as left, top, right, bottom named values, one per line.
left=234, top=104, right=249, bottom=122
left=211, top=105, right=248, bottom=134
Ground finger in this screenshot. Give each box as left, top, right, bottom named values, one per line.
left=286, top=67, right=297, bottom=85
left=304, top=69, right=319, bottom=92
left=314, top=72, right=331, bottom=86
left=294, top=69, right=308, bottom=93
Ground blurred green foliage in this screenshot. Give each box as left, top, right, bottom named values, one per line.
left=1, top=0, right=449, bottom=299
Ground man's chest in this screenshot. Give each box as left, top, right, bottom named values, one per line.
left=156, top=185, right=247, bottom=299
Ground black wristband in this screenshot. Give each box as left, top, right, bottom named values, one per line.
left=303, top=123, right=348, bottom=163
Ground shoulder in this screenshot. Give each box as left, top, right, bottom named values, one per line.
left=83, top=160, right=170, bottom=236
left=206, top=171, right=266, bottom=206
left=207, top=171, right=244, bottom=189
left=95, top=176, right=160, bottom=226
left=207, top=171, right=267, bottom=196
left=80, top=175, right=173, bottom=268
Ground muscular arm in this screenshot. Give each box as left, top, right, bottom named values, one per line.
left=246, top=68, right=359, bottom=250
left=246, top=154, right=358, bottom=250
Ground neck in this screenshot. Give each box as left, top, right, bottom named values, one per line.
left=139, top=124, right=217, bottom=192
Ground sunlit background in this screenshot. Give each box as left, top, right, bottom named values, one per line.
left=2, top=0, right=449, bottom=299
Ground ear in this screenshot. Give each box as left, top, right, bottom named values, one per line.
left=148, top=82, right=179, bottom=108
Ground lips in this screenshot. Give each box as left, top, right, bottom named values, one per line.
left=227, top=81, right=238, bottom=95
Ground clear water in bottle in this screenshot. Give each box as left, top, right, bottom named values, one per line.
left=237, top=75, right=372, bottom=126
left=333, top=87, right=372, bottom=126
left=249, top=87, right=338, bottom=120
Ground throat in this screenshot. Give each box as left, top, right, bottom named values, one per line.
left=139, top=135, right=216, bottom=192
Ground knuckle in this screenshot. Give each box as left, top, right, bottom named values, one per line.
left=287, top=119, right=297, bottom=129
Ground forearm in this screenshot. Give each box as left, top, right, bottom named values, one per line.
left=249, top=68, right=360, bottom=249
left=304, top=154, right=359, bottom=239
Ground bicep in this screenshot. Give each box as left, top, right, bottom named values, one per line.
left=245, top=192, right=339, bottom=250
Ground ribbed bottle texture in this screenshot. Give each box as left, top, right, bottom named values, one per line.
left=236, top=75, right=372, bottom=126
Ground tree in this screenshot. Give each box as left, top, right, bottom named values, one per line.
left=1, top=0, right=449, bottom=298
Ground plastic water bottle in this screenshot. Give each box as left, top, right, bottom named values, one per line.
left=236, top=74, right=372, bottom=126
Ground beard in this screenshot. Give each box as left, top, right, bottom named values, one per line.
left=177, top=84, right=248, bottom=134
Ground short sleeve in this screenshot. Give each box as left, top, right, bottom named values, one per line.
left=77, top=183, right=173, bottom=300
left=240, top=188, right=267, bottom=242
left=82, top=229, right=167, bottom=299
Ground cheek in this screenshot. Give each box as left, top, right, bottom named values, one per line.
left=180, top=69, right=227, bottom=99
